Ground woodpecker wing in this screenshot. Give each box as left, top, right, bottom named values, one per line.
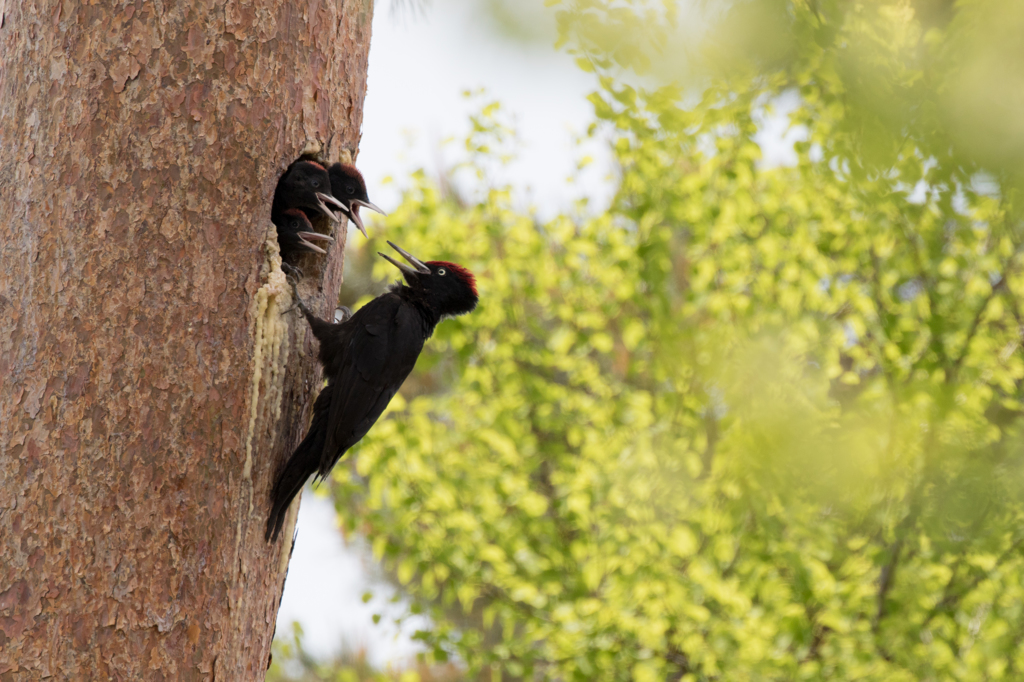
left=318, top=294, right=427, bottom=477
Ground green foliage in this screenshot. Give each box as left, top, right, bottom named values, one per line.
left=329, top=2, right=1024, bottom=679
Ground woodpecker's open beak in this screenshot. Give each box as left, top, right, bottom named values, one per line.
left=379, top=241, right=431, bottom=278
left=346, top=200, right=384, bottom=239
left=352, top=199, right=386, bottom=216
left=315, top=192, right=347, bottom=224
left=297, top=231, right=333, bottom=255
left=346, top=208, right=368, bottom=239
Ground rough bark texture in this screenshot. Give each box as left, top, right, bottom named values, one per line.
left=0, top=0, right=373, bottom=678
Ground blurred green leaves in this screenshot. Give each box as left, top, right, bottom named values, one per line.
left=321, top=1, right=1024, bottom=680
left=550, top=0, right=1024, bottom=179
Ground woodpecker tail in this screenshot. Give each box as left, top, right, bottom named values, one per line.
left=265, top=457, right=310, bottom=542
left=265, top=388, right=331, bottom=542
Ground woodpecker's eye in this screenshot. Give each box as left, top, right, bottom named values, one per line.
left=438, top=268, right=447, bottom=276
left=291, top=220, right=299, bottom=229
left=347, top=185, right=356, bottom=195
left=311, top=179, right=320, bottom=188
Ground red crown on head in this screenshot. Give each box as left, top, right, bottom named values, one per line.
left=428, top=261, right=477, bottom=296
left=300, top=160, right=327, bottom=172
left=336, top=163, right=363, bottom=179
left=283, top=208, right=313, bottom=224
left=332, top=163, right=367, bottom=190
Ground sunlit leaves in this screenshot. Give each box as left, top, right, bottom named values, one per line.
left=324, top=2, right=1024, bottom=681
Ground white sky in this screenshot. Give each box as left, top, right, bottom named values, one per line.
left=354, top=0, right=613, bottom=220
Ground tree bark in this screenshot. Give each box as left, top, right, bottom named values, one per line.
left=0, top=0, right=373, bottom=678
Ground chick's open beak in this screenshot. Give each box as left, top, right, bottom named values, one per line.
left=297, top=231, right=333, bottom=255
left=347, top=208, right=368, bottom=239
left=352, top=199, right=386, bottom=216
left=315, top=192, right=346, bottom=224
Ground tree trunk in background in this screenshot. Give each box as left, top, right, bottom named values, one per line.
left=0, top=0, right=373, bottom=677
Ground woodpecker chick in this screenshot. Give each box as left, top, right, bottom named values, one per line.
left=328, top=163, right=385, bottom=239
left=272, top=160, right=347, bottom=227
left=266, top=242, right=478, bottom=542
left=273, top=208, right=334, bottom=260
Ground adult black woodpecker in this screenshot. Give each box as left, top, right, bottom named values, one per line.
left=327, top=163, right=386, bottom=239
left=272, top=208, right=334, bottom=260
left=265, top=242, right=479, bottom=542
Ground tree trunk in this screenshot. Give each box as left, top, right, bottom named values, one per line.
left=0, top=0, right=373, bottom=678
